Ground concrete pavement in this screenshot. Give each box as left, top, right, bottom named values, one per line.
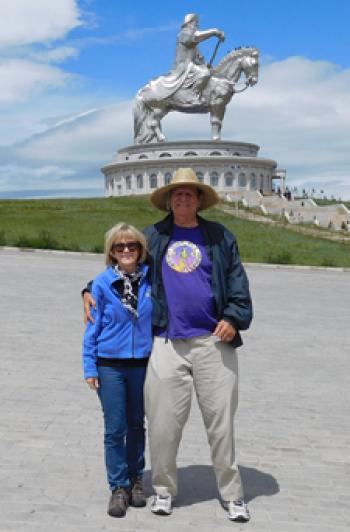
left=0, top=247, right=349, bottom=532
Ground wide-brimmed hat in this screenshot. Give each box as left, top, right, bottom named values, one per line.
left=150, top=168, right=219, bottom=211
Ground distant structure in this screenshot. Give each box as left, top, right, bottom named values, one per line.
left=102, top=12, right=286, bottom=198
left=103, top=140, right=281, bottom=197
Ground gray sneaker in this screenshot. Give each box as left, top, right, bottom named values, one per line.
left=226, top=499, right=250, bottom=522
left=108, top=487, right=130, bottom=518
left=150, top=494, right=172, bottom=515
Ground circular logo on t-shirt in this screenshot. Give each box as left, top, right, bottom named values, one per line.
left=166, top=240, right=202, bottom=273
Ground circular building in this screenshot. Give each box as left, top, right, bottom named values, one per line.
left=102, top=140, right=280, bottom=198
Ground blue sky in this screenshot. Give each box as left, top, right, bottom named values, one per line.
left=1, top=0, right=350, bottom=199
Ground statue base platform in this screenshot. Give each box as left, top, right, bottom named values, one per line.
left=102, top=140, right=278, bottom=197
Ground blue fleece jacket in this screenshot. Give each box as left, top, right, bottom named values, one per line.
left=82, top=263, right=152, bottom=378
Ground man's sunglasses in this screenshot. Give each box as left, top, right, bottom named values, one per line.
left=111, top=241, right=141, bottom=253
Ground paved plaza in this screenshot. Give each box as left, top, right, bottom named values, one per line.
left=0, top=247, right=349, bottom=532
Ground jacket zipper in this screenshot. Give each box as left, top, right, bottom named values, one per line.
left=131, top=274, right=142, bottom=358
left=159, top=236, right=170, bottom=342
left=131, top=315, right=135, bottom=357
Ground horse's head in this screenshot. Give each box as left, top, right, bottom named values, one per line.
left=240, top=48, right=259, bottom=86
left=214, top=47, right=259, bottom=88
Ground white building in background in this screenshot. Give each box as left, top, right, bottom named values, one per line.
left=102, top=140, right=285, bottom=198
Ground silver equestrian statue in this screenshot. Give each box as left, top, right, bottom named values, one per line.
left=133, top=13, right=259, bottom=144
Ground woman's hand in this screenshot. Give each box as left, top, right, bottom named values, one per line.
left=83, top=292, right=96, bottom=324
left=85, top=377, right=99, bottom=390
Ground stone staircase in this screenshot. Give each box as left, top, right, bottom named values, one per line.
left=223, top=191, right=350, bottom=231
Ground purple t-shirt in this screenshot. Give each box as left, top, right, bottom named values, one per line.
left=158, top=224, right=217, bottom=339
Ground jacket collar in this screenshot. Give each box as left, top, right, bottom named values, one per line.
left=155, top=213, right=206, bottom=232
left=155, top=213, right=218, bottom=245
left=105, top=262, right=148, bottom=285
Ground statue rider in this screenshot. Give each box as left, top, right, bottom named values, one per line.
left=174, top=13, right=225, bottom=104
left=133, top=13, right=230, bottom=143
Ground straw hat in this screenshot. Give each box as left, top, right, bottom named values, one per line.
left=150, top=168, right=219, bottom=211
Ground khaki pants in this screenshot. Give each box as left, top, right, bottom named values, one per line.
left=144, top=335, right=244, bottom=501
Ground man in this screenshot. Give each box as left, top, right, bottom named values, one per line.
left=84, top=168, right=252, bottom=522
left=144, top=168, right=252, bottom=522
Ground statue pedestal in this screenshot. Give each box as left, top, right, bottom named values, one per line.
left=101, top=140, right=278, bottom=198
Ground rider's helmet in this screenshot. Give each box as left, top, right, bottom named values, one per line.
left=183, top=13, right=199, bottom=26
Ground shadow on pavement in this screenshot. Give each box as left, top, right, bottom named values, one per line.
left=240, top=465, right=280, bottom=502
left=143, top=464, right=279, bottom=505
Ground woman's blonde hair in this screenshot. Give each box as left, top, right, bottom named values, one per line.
left=104, top=222, right=148, bottom=265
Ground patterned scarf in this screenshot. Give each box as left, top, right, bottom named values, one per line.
left=114, top=264, right=143, bottom=317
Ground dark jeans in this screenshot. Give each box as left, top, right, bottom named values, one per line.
left=97, top=364, right=147, bottom=490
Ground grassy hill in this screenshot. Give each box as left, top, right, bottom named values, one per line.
left=1, top=196, right=350, bottom=268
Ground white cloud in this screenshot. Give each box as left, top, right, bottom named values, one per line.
left=0, top=163, right=75, bottom=181
left=71, top=22, right=178, bottom=48
left=154, top=56, right=350, bottom=198
left=29, top=46, right=79, bottom=64
left=123, top=23, right=179, bottom=42
left=1, top=56, right=350, bottom=200
left=0, top=59, right=72, bottom=105
left=0, top=0, right=82, bottom=49
left=15, top=103, right=133, bottom=165
left=0, top=162, right=78, bottom=192
left=0, top=2, right=82, bottom=111
left=164, top=56, right=350, bottom=198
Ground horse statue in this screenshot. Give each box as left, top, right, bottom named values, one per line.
left=133, top=47, right=259, bottom=144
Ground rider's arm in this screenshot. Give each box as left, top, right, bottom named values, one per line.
left=194, top=29, right=225, bottom=43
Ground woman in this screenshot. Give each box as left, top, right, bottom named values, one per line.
left=82, top=222, right=152, bottom=518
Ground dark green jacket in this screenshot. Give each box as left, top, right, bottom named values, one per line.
left=144, top=214, right=253, bottom=348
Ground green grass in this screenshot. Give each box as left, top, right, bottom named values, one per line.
left=0, top=196, right=157, bottom=252
left=1, top=196, right=350, bottom=268
left=204, top=208, right=350, bottom=267
left=313, top=198, right=350, bottom=209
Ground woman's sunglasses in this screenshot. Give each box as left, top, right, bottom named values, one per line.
left=111, top=241, right=141, bottom=253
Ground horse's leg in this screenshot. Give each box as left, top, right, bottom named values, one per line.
left=210, top=103, right=225, bottom=141
left=209, top=82, right=234, bottom=141
left=152, top=107, right=167, bottom=142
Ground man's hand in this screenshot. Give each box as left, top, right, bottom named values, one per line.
left=83, top=292, right=96, bottom=324
left=213, top=320, right=236, bottom=342
left=85, top=377, right=99, bottom=390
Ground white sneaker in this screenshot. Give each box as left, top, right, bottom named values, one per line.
left=226, top=499, right=250, bottom=522
left=150, top=494, right=172, bottom=515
